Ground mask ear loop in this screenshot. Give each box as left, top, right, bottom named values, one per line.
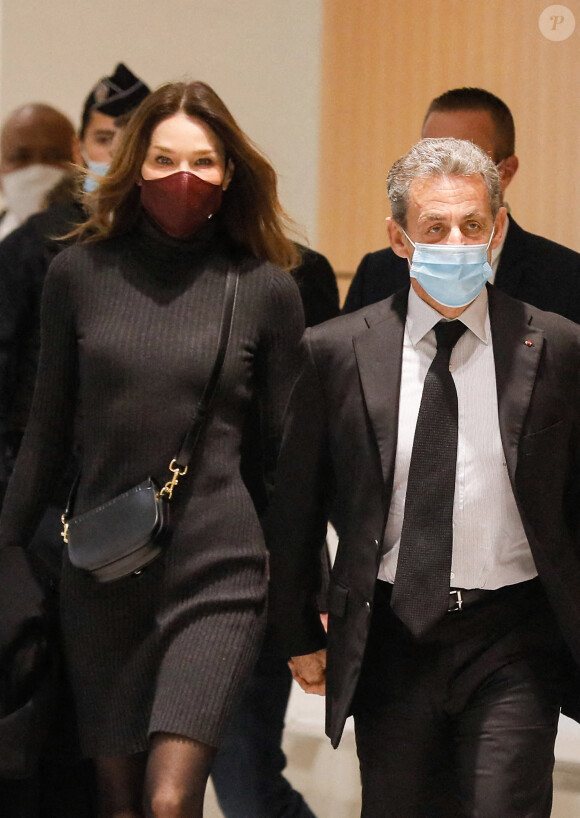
left=401, top=228, right=416, bottom=249
left=400, top=228, right=416, bottom=271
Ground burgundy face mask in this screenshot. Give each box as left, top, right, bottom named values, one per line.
left=140, top=171, right=223, bottom=239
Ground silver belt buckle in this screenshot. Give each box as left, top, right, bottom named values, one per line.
left=448, top=589, right=463, bottom=612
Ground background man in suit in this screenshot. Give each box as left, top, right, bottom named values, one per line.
left=266, top=138, right=580, bottom=817
left=343, top=87, right=580, bottom=323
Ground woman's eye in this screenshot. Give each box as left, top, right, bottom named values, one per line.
left=155, top=156, right=173, bottom=165
left=195, top=157, right=213, bottom=166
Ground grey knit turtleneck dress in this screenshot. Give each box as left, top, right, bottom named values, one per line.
left=0, top=218, right=305, bottom=756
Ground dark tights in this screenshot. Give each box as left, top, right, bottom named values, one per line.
left=95, top=733, right=217, bottom=818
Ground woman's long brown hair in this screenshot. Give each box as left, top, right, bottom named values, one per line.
left=75, top=81, right=299, bottom=270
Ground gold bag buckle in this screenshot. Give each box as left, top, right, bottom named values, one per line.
left=159, top=459, right=188, bottom=500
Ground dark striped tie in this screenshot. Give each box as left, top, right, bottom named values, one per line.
left=390, top=320, right=467, bottom=637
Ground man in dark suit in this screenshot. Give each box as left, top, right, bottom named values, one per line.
left=343, top=87, right=580, bottom=322
left=266, top=138, right=580, bottom=817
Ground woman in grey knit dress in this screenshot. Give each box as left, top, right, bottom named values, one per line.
left=0, top=82, right=304, bottom=817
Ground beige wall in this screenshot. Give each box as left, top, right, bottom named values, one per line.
left=0, top=0, right=324, bottom=244
left=320, top=0, right=580, bottom=290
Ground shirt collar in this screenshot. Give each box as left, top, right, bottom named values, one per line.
left=407, top=284, right=489, bottom=347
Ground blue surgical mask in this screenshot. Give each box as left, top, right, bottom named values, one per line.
left=83, top=159, right=110, bottom=192
left=403, top=229, right=495, bottom=308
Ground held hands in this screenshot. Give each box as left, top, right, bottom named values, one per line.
left=288, top=648, right=327, bottom=696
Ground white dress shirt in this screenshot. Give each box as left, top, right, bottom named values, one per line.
left=378, top=285, right=537, bottom=590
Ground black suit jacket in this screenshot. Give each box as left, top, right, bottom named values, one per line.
left=343, top=216, right=580, bottom=324
left=0, top=200, right=83, bottom=498
left=266, top=285, right=580, bottom=747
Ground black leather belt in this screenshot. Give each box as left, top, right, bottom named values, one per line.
left=447, top=588, right=494, bottom=612
left=374, top=579, right=541, bottom=615
left=447, top=579, right=540, bottom=613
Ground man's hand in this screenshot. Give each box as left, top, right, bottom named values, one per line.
left=288, top=648, right=327, bottom=695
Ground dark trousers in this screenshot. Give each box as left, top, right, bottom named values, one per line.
left=0, top=759, right=96, bottom=818
left=211, top=636, right=317, bottom=818
left=352, top=579, right=568, bottom=818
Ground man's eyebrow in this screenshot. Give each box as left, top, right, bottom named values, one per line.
left=418, top=210, right=487, bottom=222
left=418, top=212, right=447, bottom=222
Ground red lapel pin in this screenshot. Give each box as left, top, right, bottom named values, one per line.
left=524, top=340, right=533, bottom=347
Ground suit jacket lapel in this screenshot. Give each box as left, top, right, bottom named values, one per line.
left=488, top=286, right=544, bottom=479
left=352, top=289, right=407, bottom=486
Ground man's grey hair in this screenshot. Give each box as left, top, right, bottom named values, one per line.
left=387, top=138, right=501, bottom=228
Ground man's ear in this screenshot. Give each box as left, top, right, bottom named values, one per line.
left=386, top=217, right=412, bottom=260
left=498, top=155, right=518, bottom=193
left=490, top=206, right=508, bottom=252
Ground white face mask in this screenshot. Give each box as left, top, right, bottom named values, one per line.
left=1, top=163, right=68, bottom=222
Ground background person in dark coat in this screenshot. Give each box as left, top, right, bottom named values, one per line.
left=0, top=63, right=148, bottom=818
left=211, top=244, right=338, bottom=818
left=0, top=63, right=150, bottom=516
left=343, top=87, right=580, bottom=323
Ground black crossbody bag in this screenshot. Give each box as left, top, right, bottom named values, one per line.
left=61, top=268, right=239, bottom=583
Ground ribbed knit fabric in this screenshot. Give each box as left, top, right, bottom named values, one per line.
left=0, top=216, right=305, bottom=755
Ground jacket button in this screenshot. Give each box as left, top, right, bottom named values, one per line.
left=374, top=539, right=379, bottom=546
left=365, top=601, right=371, bottom=610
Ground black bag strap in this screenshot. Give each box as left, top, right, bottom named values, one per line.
left=64, top=266, right=239, bottom=519
left=174, top=266, right=239, bottom=470
left=159, top=265, right=239, bottom=498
